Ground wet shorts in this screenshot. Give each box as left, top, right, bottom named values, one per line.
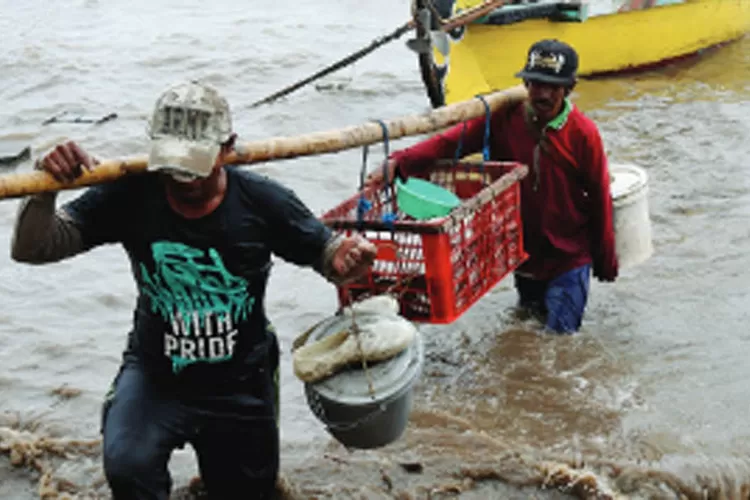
left=513, top=264, right=592, bottom=334
left=100, top=351, right=281, bottom=500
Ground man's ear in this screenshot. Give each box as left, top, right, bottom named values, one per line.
left=221, top=133, right=238, bottom=154
left=213, top=133, right=238, bottom=170
left=216, top=133, right=238, bottom=165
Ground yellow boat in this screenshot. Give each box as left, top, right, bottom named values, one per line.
left=411, top=0, right=750, bottom=107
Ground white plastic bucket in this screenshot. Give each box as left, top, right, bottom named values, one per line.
left=609, top=163, right=653, bottom=269
left=302, top=314, right=424, bottom=450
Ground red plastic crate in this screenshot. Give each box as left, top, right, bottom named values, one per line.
left=320, top=161, right=529, bottom=324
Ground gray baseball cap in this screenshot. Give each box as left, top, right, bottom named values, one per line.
left=147, top=81, right=232, bottom=179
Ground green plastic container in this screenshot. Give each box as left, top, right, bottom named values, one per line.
left=395, top=178, right=462, bottom=220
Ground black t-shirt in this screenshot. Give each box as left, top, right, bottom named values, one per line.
left=62, top=167, right=332, bottom=387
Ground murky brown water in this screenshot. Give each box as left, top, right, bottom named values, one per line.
left=1, top=0, right=749, bottom=498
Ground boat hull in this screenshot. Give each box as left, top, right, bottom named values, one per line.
left=416, top=0, right=750, bottom=107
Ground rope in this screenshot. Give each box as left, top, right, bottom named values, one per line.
left=373, top=119, right=397, bottom=230
left=353, top=118, right=397, bottom=397
left=346, top=288, right=376, bottom=398
left=476, top=94, right=492, bottom=163
left=476, top=94, right=492, bottom=184
left=452, top=95, right=491, bottom=162
left=352, top=151, right=376, bottom=396
left=356, top=144, right=373, bottom=231
left=249, top=22, right=414, bottom=108
left=453, top=121, right=469, bottom=164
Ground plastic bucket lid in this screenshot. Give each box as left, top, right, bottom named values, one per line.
left=306, top=314, right=423, bottom=407
left=610, top=163, right=648, bottom=201
left=396, top=177, right=461, bottom=220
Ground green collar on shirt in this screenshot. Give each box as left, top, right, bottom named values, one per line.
left=525, top=98, right=572, bottom=131
left=547, top=98, right=572, bottom=130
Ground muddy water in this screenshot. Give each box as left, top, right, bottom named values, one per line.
left=1, top=0, right=749, bottom=498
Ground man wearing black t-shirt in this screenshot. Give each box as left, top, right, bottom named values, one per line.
left=10, top=81, right=377, bottom=500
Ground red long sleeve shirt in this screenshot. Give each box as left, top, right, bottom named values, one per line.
left=391, top=99, right=618, bottom=282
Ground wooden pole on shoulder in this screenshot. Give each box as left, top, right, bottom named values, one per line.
left=0, top=85, right=527, bottom=200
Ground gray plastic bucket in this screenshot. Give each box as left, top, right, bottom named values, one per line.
left=303, top=314, right=424, bottom=449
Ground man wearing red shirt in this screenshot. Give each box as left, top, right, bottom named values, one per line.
left=367, top=39, right=618, bottom=333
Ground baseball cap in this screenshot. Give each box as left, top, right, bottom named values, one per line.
left=147, top=81, right=232, bottom=180
left=515, top=39, right=579, bottom=86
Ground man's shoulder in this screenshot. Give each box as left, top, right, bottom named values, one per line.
left=500, top=100, right=527, bottom=121
left=567, top=105, right=602, bottom=136
left=63, top=172, right=153, bottom=212
left=230, top=167, right=293, bottom=194
left=228, top=167, right=326, bottom=235
left=228, top=167, right=303, bottom=209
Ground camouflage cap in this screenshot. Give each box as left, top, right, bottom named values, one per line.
left=147, top=81, right=233, bottom=180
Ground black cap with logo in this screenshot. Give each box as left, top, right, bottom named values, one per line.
left=515, top=39, right=579, bottom=87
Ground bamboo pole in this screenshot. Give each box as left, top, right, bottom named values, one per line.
left=0, top=85, right=527, bottom=200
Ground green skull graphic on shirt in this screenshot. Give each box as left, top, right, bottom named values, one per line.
left=139, top=241, right=255, bottom=374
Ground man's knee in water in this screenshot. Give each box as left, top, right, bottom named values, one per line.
left=103, top=437, right=166, bottom=486
left=543, top=265, right=591, bottom=334
left=513, top=273, right=548, bottom=321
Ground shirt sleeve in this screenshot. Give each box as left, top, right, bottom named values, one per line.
left=11, top=192, right=87, bottom=264
left=390, top=113, right=490, bottom=179
left=60, top=178, right=132, bottom=249
left=580, top=125, right=618, bottom=281
left=256, top=178, right=334, bottom=273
